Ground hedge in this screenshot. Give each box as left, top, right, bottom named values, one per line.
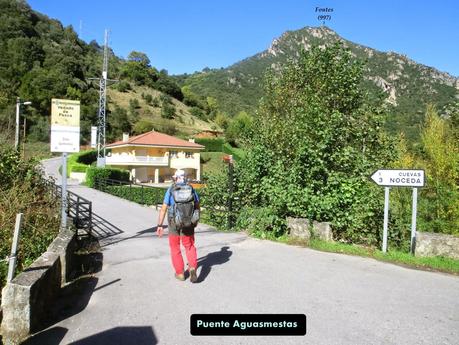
left=103, top=185, right=165, bottom=205
left=222, top=143, right=245, bottom=161
left=77, top=150, right=97, bottom=165
left=86, top=167, right=130, bottom=187
left=71, top=163, right=89, bottom=173
left=195, top=138, right=225, bottom=152
left=67, top=150, right=97, bottom=176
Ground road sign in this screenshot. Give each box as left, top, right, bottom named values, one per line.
left=91, top=126, right=97, bottom=148
left=50, top=98, right=80, bottom=153
left=370, top=168, right=425, bottom=254
left=370, top=169, right=425, bottom=188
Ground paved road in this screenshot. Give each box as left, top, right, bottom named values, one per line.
left=29, top=158, right=459, bottom=345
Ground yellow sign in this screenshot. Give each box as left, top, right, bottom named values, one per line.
left=51, top=99, right=80, bottom=127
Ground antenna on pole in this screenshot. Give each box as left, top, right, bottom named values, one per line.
left=96, top=29, right=109, bottom=167
left=88, top=29, right=118, bottom=166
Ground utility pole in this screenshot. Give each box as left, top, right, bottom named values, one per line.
left=89, top=29, right=117, bottom=167
left=15, top=97, right=31, bottom=151
left=96, top=29, right=109, bottom=167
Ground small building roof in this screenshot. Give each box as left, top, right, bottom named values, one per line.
left=106, top=131, right=204, bottom=150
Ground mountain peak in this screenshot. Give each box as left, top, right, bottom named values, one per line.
left=183, top=26, right=458, bottom=142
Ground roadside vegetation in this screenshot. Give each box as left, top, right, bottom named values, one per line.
left=201, top=44, right=459, bottom=263
left=289, top=238, right=459, bottom=275
left=0, top=145, right=60, bottom=292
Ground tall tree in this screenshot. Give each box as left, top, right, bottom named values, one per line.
left=235, top=43, right=394, bottom=243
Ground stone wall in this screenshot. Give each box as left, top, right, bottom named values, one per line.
left=415, top=231, right=459, bottom=259
left=287, top=217, right=334, bottom=243
left=0, top=229, right=77, bottom=345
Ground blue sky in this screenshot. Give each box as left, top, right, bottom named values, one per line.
left=28, top=0, right=459, bottom=76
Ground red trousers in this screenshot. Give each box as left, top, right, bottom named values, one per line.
left=168, top=234, right=197, bottom=274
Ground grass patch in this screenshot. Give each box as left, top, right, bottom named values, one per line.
left=200, top=210, right=459, bottom=275
left=23, top=141, right=54, bottom=161
left=289, top=238, right=459, bottom=275
left=201, top=151, right=225, bottom=176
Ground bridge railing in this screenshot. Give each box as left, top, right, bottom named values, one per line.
left=43, top=178, right=92, bottom=237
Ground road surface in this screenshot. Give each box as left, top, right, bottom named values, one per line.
left=27, top=157, right=459, bottom=345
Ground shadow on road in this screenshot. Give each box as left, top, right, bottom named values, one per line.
left=22, top=326, right=68, bottom=345
left=100, top=226, right=167, bottom=247
left=69, top=326, right=157, bottom=345
left=91, top=212, right=124, bottom=239
left=23, top=326, right=157, bottom=345
left=24, top=237, right=104, bottom=344
left=23, top=277, right=97, bottom=344
left=196, top=246, right=232, bottom=283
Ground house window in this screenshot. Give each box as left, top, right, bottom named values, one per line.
left=185, top=152, right=193, bottom=158
left=170, top=150, right=178, bottom=158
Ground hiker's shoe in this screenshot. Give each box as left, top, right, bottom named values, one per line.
left=175, top=273, right=185, bottom=281
left=189, top=268, right=198, bottom=283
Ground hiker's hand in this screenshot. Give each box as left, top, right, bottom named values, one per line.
left=157, top=226, right=164, bottom=238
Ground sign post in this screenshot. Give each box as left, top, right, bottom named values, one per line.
left=370, top=169, right=425, bottom=254
left=410, top=188, right=418, bottom=254
left=50, top=99, right=80, bottom=230
left=382, top=187, right=390, bottom=253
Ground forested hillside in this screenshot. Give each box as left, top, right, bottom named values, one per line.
left=179, top=26, right=459, bottom=141
left=0, top=0, right=217, bottom=146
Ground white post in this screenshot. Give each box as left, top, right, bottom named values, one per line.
left=410, top=187, right=418, bottom=254
left=382, top=187, right=390, bottom=253
left=61, top=152, right=68, bottom=230
left=154, top=168, right=159, bottom=184
left=7, top=213, right=24, bottom=282
left=15, top=98, right=20, bottom=150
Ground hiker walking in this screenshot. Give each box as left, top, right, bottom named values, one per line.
left=157, top=169, right=200, bottom=282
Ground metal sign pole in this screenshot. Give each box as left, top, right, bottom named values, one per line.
left=228, top=157, right=234, bottom=230
left=382, top=187, right=390, bottom=253
left=61, top=152, right=68, bottom=230
left=7, top=213, right=23, bottom=282
left=410, top=187, right=418, bottom=254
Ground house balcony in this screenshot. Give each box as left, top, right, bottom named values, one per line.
left=106, top=155, right=169, bottom=166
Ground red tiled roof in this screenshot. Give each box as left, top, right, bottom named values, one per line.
left=106, top=131, right=204, bottom=149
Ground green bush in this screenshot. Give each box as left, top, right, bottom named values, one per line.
left=103, top=185, right=165, bottom=205
left=190, top=106, right=206, bottom=120
left=116, top=80, right=131, bottom=92
left=236, top=206, right=286, bottom=239
left=203, top=44, right=395, bottom=244
left=0, top=148, right=60, bottom=291
left=161, top=103, right=176, bottom=119
left=223, top=143, right=245, bottom=161
left=71, top=164, right=88, bottom=173
left=195, top=138, right=225, bottom=152
left=86, top=167, right=130, bottom=187
left=76, top=150, right=97, bottom=165
left=67, top=150, right=97, bottom=176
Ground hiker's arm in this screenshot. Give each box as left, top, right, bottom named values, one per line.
left=156, top=203, right=168, bottom=237
left=194, top=189, right=200, bottom=210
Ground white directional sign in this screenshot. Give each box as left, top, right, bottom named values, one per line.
left=371, top=169, right=425, bottom=188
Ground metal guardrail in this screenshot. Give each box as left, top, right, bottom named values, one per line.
left=43, top=179, right=92, bottom=236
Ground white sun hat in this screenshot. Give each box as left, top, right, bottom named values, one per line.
left=173, top=169, right=186, bottom=178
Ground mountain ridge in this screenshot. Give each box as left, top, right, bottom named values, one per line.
left=180, top=26, right=458, bottom=140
